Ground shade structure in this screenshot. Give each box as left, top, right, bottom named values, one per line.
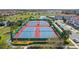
left=39, top=16, right=47, bottom=20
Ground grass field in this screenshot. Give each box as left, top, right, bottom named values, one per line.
left=5, top=14, right=30, bottom=22
left=0, top=12, right=55, bottom=22
left=66, top=38, right=74, bottom=46
left=0, top=27, right=10, bottom=48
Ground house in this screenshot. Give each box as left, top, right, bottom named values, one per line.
left=54, top=15, right=79, bottom=28
left=68, top=16, right=79, bottom=28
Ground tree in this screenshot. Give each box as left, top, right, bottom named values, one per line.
left=0, top=36, right=1, bottom=40
left=62, top=17, right=67, bottom=23
left=38, top=13, right=40, bottom=15
left=17, top=20, right=23, bottom=26
left=52, top=17, right=55, bottom=22
left=64, top=40, right=69, bottom=45
left=62, top=30, right=70, bottom=40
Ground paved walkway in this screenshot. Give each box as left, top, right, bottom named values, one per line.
left=68, top=38, right=79, bottom=49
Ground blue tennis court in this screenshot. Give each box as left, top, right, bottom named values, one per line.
left=23, top=27, right=36, bottom=32
left=19, top=32, right=35, bottom=38
left=22, top=27, right=52, bottom=32
left=40, top=31, right=57, bottom=38
left=39, top=21, right=50, bottom=26
left=40, top=27, right=57, bottom=38
left=40, top=27, right=53, bottom=32
left=27, top=21, right=37, bottom=27
left=14, top=26, right=57, bottom=39
left=27, top=21, right=50, bottom=27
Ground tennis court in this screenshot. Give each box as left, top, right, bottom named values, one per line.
left=13, top=21, right=57, bottom=40
left=27, top=21, right=50, bottom=27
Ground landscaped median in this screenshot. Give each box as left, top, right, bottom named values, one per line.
left=11, top=41, right=33, bottom=45
left=11, top=41, right=48, bottom=46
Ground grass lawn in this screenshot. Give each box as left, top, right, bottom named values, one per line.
left=5, top=12, right=55, bottom=22
left=66, top=38, right=74, bottom=46
left=5, top=14, right=30, bottom=22
left=0, top=27, right=10, bottom=48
